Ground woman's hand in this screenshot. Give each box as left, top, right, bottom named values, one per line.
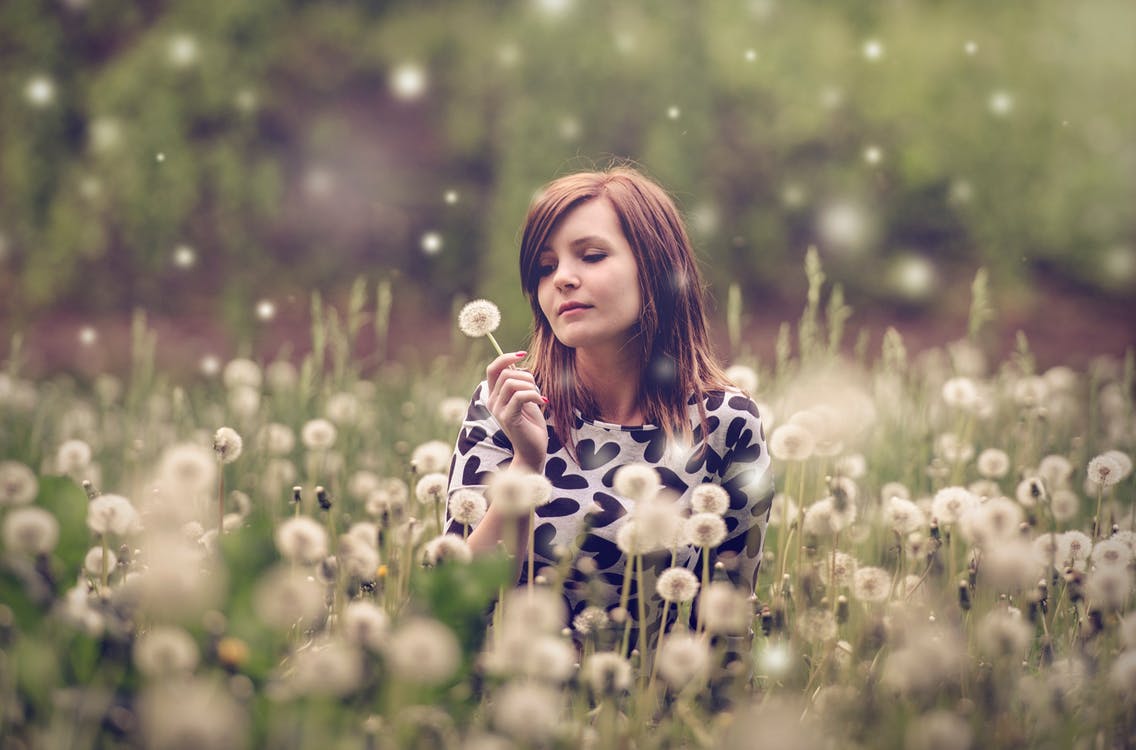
left=486, top=351, right=548, bottom=472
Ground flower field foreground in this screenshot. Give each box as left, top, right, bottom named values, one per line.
left=1, top=269, right=1134, bottom=749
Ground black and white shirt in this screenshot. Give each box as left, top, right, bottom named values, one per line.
left=446, top=381, right=773, bottom=641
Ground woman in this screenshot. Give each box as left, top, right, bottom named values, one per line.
left=446, top=164, right=772, bottom=648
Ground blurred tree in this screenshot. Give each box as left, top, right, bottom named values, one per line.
left=0, top=0, right=1132, bottom=349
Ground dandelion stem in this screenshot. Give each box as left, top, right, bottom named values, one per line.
left=485, top=332, right=506, bottom=358
left=527, top=507, right=535, bottom=593
left=217, top=458, right=225, bottom=537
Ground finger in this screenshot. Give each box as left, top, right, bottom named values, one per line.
left=486, top=351, right=527, bottom=393
left=492, top=377, right=542, bottom=416
left=499, top=387, right=548, bottom=425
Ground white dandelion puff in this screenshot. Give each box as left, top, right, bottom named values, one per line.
left=457, top=299, right=503, bottom=349
left=581, top=652, right=633, bottom=695
left=415, top=473, right=449, bottom=506
left=134, top=626, right=200, bottom=677
left=769, top=423, right=815, bottom=462
left=656, top=567, right=700, bottom=603
left=0, top=461, right=38, bottom=506
left=87, top=494, right=141, bottom=536
left=976, top=448, right=1011, bottom=479
left=421, top=534, right=473, bottom=566
left=448, top=489, right=487, bottom=527
left=274, top=516, right=328, bottom=564
left=212, top=427, right=243, bottom=464
left=301, top=418, right=337, bottom=450
left=613, top=463, right=660, bottom=502
left=931, top=486, right=979, bottom=526
left=384, top=618, right=461, bottom=685
left=222, top=358, right=261, bottom=390
left=656, top=632, right=711, bottom=689
left=690, top=484, right=730, bottom=515
left=684, top=512, right=727, bottom=548
left=725, top=364, right=759, bottom=394
left=852, top=566, right=892, bottom=603
left=411, top=440, right=452, bottom=474
left=341, top=601, right=389, bottom=652
left=699, top=581, right=752, bottom=634
left=2, top=506, right=60, bottom=555
left=1087, top=453, right=1124, bottom=488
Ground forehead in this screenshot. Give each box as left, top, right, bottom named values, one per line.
left=542, top=198, right=626, bottom=252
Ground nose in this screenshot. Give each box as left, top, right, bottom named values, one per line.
left=552, top=261, right=579, bottom=291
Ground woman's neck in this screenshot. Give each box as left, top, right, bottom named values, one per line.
left=575, top=346, right=644, bottom=425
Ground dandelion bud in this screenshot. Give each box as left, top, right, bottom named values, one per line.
left=929, top=519, right=940, bottom=541
left=316, top=486, right=332, bottom=511
left=291, top=486, right=302, bottom=505
left=609, top=607, right=627, bottom=625
left=958, top=580, right=971, bottom=611
left=760, top=606, right=773, bottom=636
left=836, top=595, right=849, bottom=624
left=1039, top=635, right=1054, bottom=665
left=1085, top=608, right=1103, bottom=639
left=82, top=479, right=100, bottom=500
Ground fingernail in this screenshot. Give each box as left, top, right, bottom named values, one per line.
left=541, top=396, right=549, bottom=404
left=515, top=351, right=526, bottom=357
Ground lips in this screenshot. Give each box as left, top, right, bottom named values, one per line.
left=558, top=302, right=591, bottom=316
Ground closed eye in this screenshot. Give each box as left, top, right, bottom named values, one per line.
left=583, top=253, right=606, bottom=263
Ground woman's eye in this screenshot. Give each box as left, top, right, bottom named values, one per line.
left=583, top=254, right=605, bottom=263
left=537, top=265, right=555, bottom=277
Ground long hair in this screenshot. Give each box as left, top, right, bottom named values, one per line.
left=518, top=165, right=733, bottom=460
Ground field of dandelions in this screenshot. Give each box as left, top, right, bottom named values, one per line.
left=1, top=261, right=1134, bottom=750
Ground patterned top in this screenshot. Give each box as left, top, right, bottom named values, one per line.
left=445, top=380, right=773, bottom=644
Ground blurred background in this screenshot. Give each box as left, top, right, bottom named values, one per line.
left=1, top=0, right=1133, bottom=377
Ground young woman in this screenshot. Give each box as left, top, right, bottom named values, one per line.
left=445, top=165, right=773, bottom=647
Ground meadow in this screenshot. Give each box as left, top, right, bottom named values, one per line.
left=1, top=258, right=1133, bottom=749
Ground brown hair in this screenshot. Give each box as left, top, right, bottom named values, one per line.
left=518, top=164, right=732, bottom=459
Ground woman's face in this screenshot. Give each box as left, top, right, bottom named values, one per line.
left=536, top=198, right=643, bottom=353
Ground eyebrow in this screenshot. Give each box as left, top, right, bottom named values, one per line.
left=538, top=236, right=611, bottom=255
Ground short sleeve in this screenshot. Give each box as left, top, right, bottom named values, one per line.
left=712, top=393, right=774, bottom=595
left=444, top=381, right=515, bottom=534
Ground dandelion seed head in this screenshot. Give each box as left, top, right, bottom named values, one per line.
left=301, top=418, right=337, bottom=450
left=56, top=439, right=92, bottom=475
left=852, top=566, right=892, bottom=603
left=657, top=632, right=711, bottom=688
left=2, top=506, right=60, bottom=555
left=492, top=680, right=561, bottom=743
left=212, top=427, right=243, bottom=464
left=797, top=608, right=838, bottom=643
left=134, top=626, right=199, bottom=677
left=138, top=677, right=246, bottom=750
left=572, top=606, right=610, bottom=635
left=457, top=299, right=501, bottom=338
left=337, top=533, right=380, bottom=579
left=503, top=587, right=566, bottom=634
left=690, top=483, right=730, bottom=515
left=341, top=601, right=389, bottom=652
left=976, top=448, right=1011, bottom=479
left=438, top=396, right=468, bottom=425
left=656, top=567, right=700, bottom=602
left=222, top=358, right=261, bottom=390
left=931, top=486, right=978, bottom=526
left=684, top=512, right=728, bottom=549
left=448, top=489, right=487, bottom=526
left=700, top=582, right=751, bottom=634
left=885, top=495, right=926, bottom=535
left=411, top=440, right=452, bottom=475
left=274, top=516, right=328, bottom=564
left=155, top=443, right=216, bottom=499
left=384, top=617, right=461, bottom=685
left=421, top=534, right=473, bottom=566
left=84, top=545, right=117, bottom=576
left=1087, top=453, right=1124, bottom=487
left=0, top=461, right=37, bottom=506
left=253, top=565, right=325, bottom=630
left=976, top=609, right=1031, bottom=660
left=87, top=494, right=141, bottom=536
left=613, top=463, right=660, bottom=502
left=415, top=473, right=449, bottom=506
left=582, top=652, right=632, bottom=695
left=904, top=709, right=973, bottom=750
left=725, top=364, right=759, bottom=394
left=1086, top=567, right=1132, bottom=611
left=769, top=422, right=815, bottom=462
left=1109, top=651, right=1136, bottom=699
